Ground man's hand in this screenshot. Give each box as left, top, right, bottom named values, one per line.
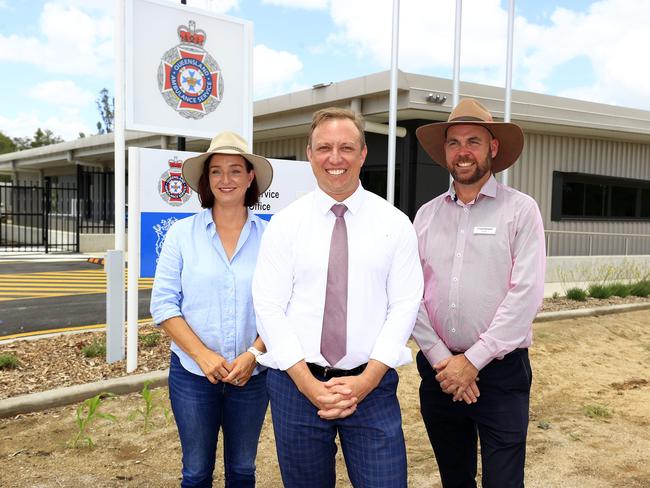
left=222, top=351, right=257, bottom=387
left=287, top=361, right=357, bottom=419
left=434, top=354, right=479, bottom=402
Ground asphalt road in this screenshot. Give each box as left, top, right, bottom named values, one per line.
left=0, top=260, right=153, bottom=338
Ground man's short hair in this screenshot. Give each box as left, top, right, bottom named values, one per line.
left=308, top=107, right=366, bottom=149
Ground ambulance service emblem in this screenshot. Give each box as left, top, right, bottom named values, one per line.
left=157, top=20, right=223, bottom=119
left=159, top=157, right=191, bottom=206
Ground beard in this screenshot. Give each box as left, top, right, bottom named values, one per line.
left=450, top=152, right=492, bottom=185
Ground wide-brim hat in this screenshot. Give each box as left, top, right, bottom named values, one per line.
left=415, top=98, right=524, bottom=173
left=182, top=131, right=273, bottom=194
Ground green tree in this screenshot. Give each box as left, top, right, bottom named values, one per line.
left=96, top=88, right=114, bottom=134
left=30, top=128, right=63, bottom=148
left=0, top=131, right=16, bottom=154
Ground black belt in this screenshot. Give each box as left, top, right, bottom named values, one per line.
left=307, top=362, right=367, bottom=380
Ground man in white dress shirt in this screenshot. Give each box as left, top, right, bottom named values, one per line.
left=252, top=107, right=423, bottom=488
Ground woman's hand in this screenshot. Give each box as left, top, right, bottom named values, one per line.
left=222, top=351, right=257, bottom=387
left=195, top=350, right=232, bottom=384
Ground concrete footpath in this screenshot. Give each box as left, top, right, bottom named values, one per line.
left=1, top=302, right=649, bottom=419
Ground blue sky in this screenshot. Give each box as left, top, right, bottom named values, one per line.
left=0, top=0, right=648, bottom=141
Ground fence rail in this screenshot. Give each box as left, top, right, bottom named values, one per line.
left=545, top=229, right=650, bottom=256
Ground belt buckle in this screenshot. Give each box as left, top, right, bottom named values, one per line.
left=323, top=366, right=331, bottom=378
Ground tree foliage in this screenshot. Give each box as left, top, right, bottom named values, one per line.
left=0, top=131, right=16, bottom=154
left=96, top=88, right=114, bottom=134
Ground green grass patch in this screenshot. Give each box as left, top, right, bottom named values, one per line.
left=608, top=282, right=631, bottom=297
left=588, top=284, right=612, bottom=299
left=566, top=287, right=587, bottom=301
left=584, top=404, right=612, bottom=419
left=630, top=280, right=650, bottom=297
left=0, top=353, right=19, bottom=370
left=140, top=332, right=161, bottom=348
left=82, top=340, right=106, bottom=358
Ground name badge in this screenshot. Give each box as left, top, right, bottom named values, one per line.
left=473, top=226, right=496, bottom=235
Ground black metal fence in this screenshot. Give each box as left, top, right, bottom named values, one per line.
left=0, top=180, right=79, bottom=252
left=0, top=168, right=115, bottom=253
left=77, top=166, right=114, bottom=234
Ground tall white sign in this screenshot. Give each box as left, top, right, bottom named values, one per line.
left=125, top=0, right=252, bottom=139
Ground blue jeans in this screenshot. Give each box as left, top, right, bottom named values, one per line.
left=168, top=352, right=269, bottom=488
left=266, top=368, right=407, bottom=488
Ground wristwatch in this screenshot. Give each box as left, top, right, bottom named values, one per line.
left=247, top=346, right=263, bottom=362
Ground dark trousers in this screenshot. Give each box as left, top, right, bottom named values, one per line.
left=417, top=349, right=532, bottom=488
left=266, top=368, right=407, bottom=488
left=168, top=353, right=269, bottom=488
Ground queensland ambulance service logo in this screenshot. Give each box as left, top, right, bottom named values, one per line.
left=157, top=20, right=223, bottom=119
left=159, top=157, right=191, bottom=206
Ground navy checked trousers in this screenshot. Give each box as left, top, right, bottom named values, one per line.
left=417, top=349, right=532, bottom=488
left=266, top=368, right=407, bottom=488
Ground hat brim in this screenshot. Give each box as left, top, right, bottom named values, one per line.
left=182, top=150, right=274, bottom=196
left=416, top=121, right=524, bottom=173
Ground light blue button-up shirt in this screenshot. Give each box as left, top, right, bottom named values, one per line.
left=150, top=208, right=267, bottom=376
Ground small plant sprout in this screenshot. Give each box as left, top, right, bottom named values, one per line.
left=129, top=380, right=170, bottom=433
left=584, top=404, right=612, bottom=420
left=82, top=340, right=106, bottom=358
left=140, top=332, right=161, bottom=348
left=70, top=393, right=117, bottom=448
left=0, top=352, right=19, bottom=370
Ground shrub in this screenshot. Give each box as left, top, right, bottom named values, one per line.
left=630, top=280, right=650, bottom=297
left=0, top=353, right=19, bottom=370
left=566, top=287, right=587, bottom=301
left=82, top=340, right=106, bottom=358
left=140, top=332, right=161, bottom=348
left=608, top=282, right=631, bottom=298
left=588, top=284, right=612, bottom=299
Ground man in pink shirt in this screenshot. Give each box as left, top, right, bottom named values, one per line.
left=412, top=98, right=546, bottom=488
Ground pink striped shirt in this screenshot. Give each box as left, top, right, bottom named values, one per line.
left=412, top=176, right=546, bottom=370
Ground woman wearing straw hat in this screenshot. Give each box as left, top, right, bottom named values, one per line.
left=151, top=131, right=274, bottom=488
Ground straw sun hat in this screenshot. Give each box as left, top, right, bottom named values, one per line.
left=182, top=131, right=273, bottom=194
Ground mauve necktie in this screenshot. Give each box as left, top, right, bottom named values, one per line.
left=320, top=204, right=348, bottom=366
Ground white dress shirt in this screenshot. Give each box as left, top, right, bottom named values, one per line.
left=252, top=185, right=424, bottom=370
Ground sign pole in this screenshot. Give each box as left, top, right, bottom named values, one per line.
left=108, top=0, right=126, bottom=366
left=386, top=0, right=400, bottom=206
left=127, top=147, right=141, bottom=372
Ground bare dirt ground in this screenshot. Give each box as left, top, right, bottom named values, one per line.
left=1, top=306, right=649, bottom=487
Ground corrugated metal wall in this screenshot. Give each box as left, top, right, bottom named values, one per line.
left=511, top=132, right=650, bottom=256
left=254, top=136, right=309, bottom=161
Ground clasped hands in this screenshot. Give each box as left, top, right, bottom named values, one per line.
left=197, top=349, right=256, bottom=387
left=433, top=354, right=480, bottom=404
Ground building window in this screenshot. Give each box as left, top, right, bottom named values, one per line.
left=552, top=172, right=650, bottom=221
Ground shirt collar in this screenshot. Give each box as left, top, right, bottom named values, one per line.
left=446, top=174, right=498, bottom=203
left=314, top=183, right=365, bottom=216
left=202, top=206, right=258, bottom=230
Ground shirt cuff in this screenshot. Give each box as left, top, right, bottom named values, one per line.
left=151, top=308, right=182, bottom=326
left=463, top=342, right=493, bottom=371
left=257, top=334, right=305, bottom=371
left=370, top=340, right=413, bottom=369
left=421, top=341, right=453, bottom=367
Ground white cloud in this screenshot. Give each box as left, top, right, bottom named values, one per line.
left=29, top=81, right=96, bottom=109
left=317, top=0, right=650, bottom=110
left=0, top=111, right=93, bottom=141
left=0, top=2, right=113, bottom=76
left=253, top=44, right=304, bottom=98
left=262, top=0, right=329, bottom=9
